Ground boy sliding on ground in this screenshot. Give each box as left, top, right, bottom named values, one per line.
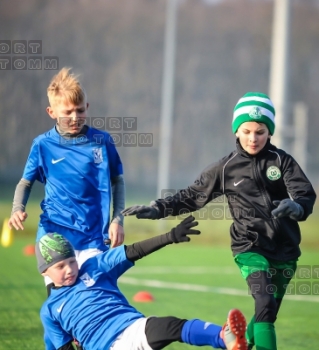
left=36, top=216, right=247, bottom=350
left=122, top=92, right=317, bottom=350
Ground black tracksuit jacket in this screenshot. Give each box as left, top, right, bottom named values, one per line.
left=156, top=139, right=317, bottom=261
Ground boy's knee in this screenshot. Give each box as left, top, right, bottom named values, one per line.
left=247, top=271, right=277, bottom=323
left=254, top=293, right=277, bottom=323
left=145, top=316, right=187, bottom=349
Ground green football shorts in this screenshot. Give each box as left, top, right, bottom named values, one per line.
left=234, top=252, right=298, bottom=298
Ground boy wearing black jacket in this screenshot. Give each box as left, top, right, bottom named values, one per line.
left=122, top=92, right=317, bottom=350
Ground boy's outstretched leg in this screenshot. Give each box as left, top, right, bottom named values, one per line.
left=145, top=309, right=247, bottom=349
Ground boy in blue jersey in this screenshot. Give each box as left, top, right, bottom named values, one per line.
left=36, top=216, right=248, bottom=350
left=9, top=67, right=125, bottom=293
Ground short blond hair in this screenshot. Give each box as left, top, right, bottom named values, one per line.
left=47, top=67, right=86, bottom=107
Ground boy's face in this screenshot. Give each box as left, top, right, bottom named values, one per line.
left=47, top=100, right=89, bottom=134
left=42, top=257, right=79, bottom=287
left=236, top=122, right=270, bottom=155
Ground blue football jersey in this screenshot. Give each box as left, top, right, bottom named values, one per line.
left=22, top=126, right=123, bottom=250
left=40, top=246, right=144, bottom=350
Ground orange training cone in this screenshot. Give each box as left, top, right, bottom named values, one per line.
left=23, top=244, right=36, bottom=256
left=133, top=291, right=155, bottom=303
left=1, top=218, right=13, bottom=247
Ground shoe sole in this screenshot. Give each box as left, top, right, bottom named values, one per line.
left=227, top=309, right=247, bottom=350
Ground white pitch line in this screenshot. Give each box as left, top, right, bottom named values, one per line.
left=126, top=266, right=237, bottom=275
left=119, top=277, right=319, bottom=303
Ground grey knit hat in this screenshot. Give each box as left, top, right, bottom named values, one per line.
left=232, top=92, right=276, bottom=135
left=35, top=233, right=75, bottom=273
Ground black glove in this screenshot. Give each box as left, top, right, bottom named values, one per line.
left=271, top=199, right=304, bottom=221
left=121, top=201, right=160, bottom=220
left=168, top=215, right=201, bottom=243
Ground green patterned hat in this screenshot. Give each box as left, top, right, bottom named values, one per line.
left=36, top=233, right=75, bottom=273
left=232, top=92, right=276, bottom=135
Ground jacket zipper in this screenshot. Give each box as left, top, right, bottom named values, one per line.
left=252, top=158, right=282, bottom=240
left=252, top=158, right=272, bottom=215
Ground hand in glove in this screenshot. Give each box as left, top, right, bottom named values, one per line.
left=168, top=215, right=201, bottom=243
left=271, top=199, right=304, bottom=221
left=121, top=201, right=160, bottom=220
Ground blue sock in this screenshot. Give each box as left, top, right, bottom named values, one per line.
left=181, top=319, right=226, bottom=348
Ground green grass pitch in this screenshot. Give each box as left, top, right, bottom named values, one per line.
left=0, top=199, right=318, bottom=349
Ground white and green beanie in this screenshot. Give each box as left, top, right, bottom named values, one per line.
left=232, top=92, right=276, bottom=135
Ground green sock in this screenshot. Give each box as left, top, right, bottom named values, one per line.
left=254, top=322, right=277, bottom=350
left=246, top=315, right=255, bottom=346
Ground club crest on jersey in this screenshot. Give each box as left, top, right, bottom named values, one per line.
left=93, top=148, right=103, bottom=163
left=266, top=166, right=281, bottom=181
left=249, top=106, right=262, bottom=119
left=80, top=272, right=96, bottom=287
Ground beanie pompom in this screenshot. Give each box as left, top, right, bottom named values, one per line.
left=232, top=92, right=276, bottom=135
